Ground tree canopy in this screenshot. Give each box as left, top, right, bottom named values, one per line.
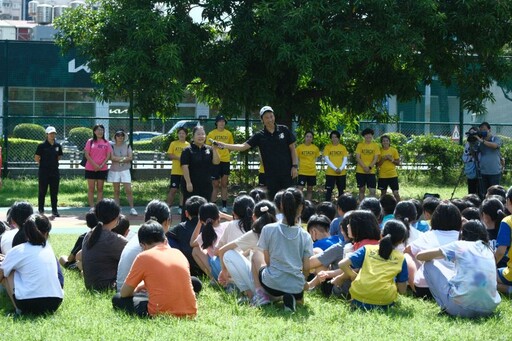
left=55, top=0, right=512, bottom=128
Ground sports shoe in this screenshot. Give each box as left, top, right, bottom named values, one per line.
left=221, top=206, right=228, bottom=213
left=52, top=211, right=60, bottom=217
left=237, top=296, right=251, bottom=305
left=130, top=208, right=138, bottom=216
left=283, top=293, right=296, bottom=312
left=250, top=289, right=270, bottom=307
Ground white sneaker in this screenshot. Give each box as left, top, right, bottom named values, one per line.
left=221, top=207, right=228, bottom=213
left=130, top=208, right=138, bottom=216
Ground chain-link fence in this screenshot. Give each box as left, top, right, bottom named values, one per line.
left=2, top=115, right=512, bottom=174
left=0, top=115, right=261, bottom=171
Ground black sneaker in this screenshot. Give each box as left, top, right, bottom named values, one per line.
left=52, top=211, right=60, bottom=217
left=283, top=294, right=296, bottom=312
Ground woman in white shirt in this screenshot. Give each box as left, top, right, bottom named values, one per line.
left=0, top=214, right=63, bottom=315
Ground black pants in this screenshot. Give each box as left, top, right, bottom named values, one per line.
left=112, top=277, right=202, bottom=317
left=266, top=174, right=294, bottom=202
left=14, top=296, right=62, bottom=315
left=38, top=173, right=60, bottom=213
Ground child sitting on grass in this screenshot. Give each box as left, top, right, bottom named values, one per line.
left=253, top=187, right=314, bottom=312
left=307, top=214, right=340, bottom=252
left=190, top=203, right=226, bottom=282
left=338, top=219, right=408, bottom=310
left=59, top=212, right=97, bottom=270
left=417, top=220, right=501, bottom=318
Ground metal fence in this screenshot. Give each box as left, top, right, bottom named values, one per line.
left=2, top=115, right=512, bottom=173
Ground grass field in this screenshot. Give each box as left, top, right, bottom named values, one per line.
left=0, top=234, right=511, bottom=340
left=0, top=175, right=471, bottom=208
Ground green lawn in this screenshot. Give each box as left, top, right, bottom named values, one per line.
left=0, top=234, right=510, bottom=340
left=0, top=175, right=471, bottom=208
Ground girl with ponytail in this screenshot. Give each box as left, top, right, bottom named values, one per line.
left=81, top=199, right=127, bottom=291
left=479, top=197, right=506, bottom=256
left=190, top=203, right=226, bottom=281
left=0, top=214, right=63, bottom=315
left=253, top=188, right=314, bottom=312
left=417, top=220, right=501, bottom=318
left=338, top=219, right=408, bottom=310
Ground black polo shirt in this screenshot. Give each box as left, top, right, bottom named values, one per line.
left=35, top=140, right=63, bottom=174
left=180, top=143, right=214, bottom=186
left=247, top=124, right=296, bottom=177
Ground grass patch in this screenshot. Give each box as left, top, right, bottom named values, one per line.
left=1, top=234, right=511, bottom=340
left=0, top=174, right=469, bottom=208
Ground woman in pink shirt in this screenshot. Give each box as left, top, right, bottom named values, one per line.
left=84, top=124, right=112, bottom=210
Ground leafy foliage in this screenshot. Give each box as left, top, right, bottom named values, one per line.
left=12, top=124, right=46, bottom=141
left=6, top=138, right=40, bottom=161
left=67, top=127, right=93, bottom=150
left=402, top=135, right=464, bottom=181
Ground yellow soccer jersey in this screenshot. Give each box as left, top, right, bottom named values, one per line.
left=167, top=140, right=190, bottom=175
left=207, top=129, right=234, bottom=162
left=378, top=146, right=399, bottom=178
left=355, top=141, right=380, bottom=174
left=349, top=245, right=406, bottom=306
left=323, top=143, right=349, bottom=176
left=296, top=143, right=320, bottom=176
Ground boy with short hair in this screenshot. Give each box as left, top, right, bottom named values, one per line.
left=307, top=214, right=340, bottom=252
left=167, top=195, right=207, bottom=276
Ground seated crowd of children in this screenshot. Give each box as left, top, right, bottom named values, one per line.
left=0, top=184, right=511, bottom=318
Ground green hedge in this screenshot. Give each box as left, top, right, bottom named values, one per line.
left=68, top=127, right=93, bottom=150
left=6, top=138, right=40, bottom=162
left=13, top=123, right=46, bottom=141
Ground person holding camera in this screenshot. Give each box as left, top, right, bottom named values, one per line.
left=476, top=122, right=503, bottom=194
left=462, top=127, right=480, bottom=195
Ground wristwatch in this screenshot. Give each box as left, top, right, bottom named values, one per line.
left=292, top=164, right=298, bottom=169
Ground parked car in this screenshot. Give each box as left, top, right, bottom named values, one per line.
left=129, top=131, right=162, bottom=141
left=57, top=138, right=79, bottom=153
left=167, top=120, right=200, bottom=135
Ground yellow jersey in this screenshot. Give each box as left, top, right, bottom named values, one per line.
left=207, top=128, right=234, bottom=162
left=378, top=146, right=399, bottom=178
left=296, top=143, right=320, bottom=176
left=323, top=143, right=349, bottom=176
left=355, top=141, right=380, bottom=174
left=167, top=140, right=189, bottom=175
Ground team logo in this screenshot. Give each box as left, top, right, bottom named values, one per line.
left=205, top=149, right=211, bottom=155
left=279, top=133, right=284, bottom=139
left=55, top=147, right=60, bottom=152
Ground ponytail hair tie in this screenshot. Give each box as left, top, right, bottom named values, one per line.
left=206, top=218, right=213, bottom=224
left=260, top=206, right=269, bottom=213
left=150, top=216, right=158, bottom=221
left=498, top=209, right=504, bottom=216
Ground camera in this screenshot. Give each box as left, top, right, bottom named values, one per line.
left=465, top=129, right=482, bottom=143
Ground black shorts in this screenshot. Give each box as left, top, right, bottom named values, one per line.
left=297, top=175, right=317, bottom=187
left=258, top=267, right=304, bottom=300
left=325, top=175, right=346, bottom=192
left=258, top=173, right=266, bottom=187
left=211, top=162, right=231, bottom=180
left=378, top=177, right=399, bottom=191
left=14, top=295, right=62, bottom=315
left=169, top=175, right=182, bottom=189
left=85, top=170, right=109, bottom=180
left=356, top=173, right=376, bottom=189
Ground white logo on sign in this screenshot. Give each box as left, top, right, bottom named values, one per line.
left=68, top=59, right=91, bottom=73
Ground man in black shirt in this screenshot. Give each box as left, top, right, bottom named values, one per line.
left=34, top=126, right=63, bottom=217
left=216, top=106, right=298, bottom=200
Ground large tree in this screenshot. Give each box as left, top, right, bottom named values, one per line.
left=197, top=0, right=512, bottom=127
left=55, top=0, right=208, bottom=117
left=56, top=0, right=512, bottom=129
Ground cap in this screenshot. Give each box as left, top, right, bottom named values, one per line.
left=45, top=126, right=57, bottom=134
left=215, top=115, right=226, bottom=124
left=259, top=106, right=274, bottom=118
left=115, top=129, right=126, bottom=136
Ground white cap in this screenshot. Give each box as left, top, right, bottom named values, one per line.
left=45, top=126, right=57, bottom=134
left=259, top=106, right=274, bottom=117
